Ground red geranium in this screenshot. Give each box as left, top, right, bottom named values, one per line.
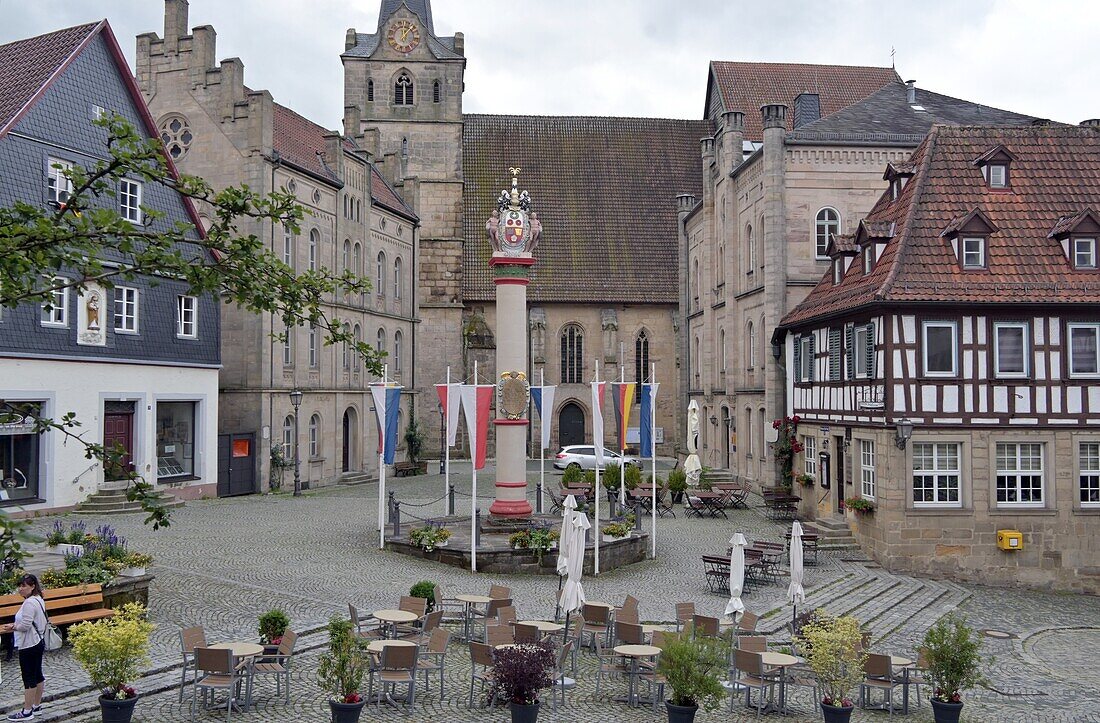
left=343, top=692, right=362, bottom=704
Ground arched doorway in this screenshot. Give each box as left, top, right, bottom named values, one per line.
left=342, top=407, right=359, bottom=472
left=558, top=403, right=585, bottom=448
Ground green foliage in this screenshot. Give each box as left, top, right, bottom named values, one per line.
left=623, top=464, right=642, bottom=490
left=698, top=466, right=713, bottom=491
left=602, top=464, right=621, bottom=490
left=921, top=614, right=987, bottom=703
left=582, top=469, right=597, bottom=487
left=409, top=581, right=436, bottom=612
left=258, top=609, right=291, bottom=645
left=317, top=615, right=369, bottom=701
left=655, top=626, right=727, bottom=710
left=404, top=416, right=425, bottom=463
left=601, top=514, right=633, bottom=538
left=645, top=473, right=665, bottom=489
left=797, top=473, right=815, bottom=486
left=508, top=530, right=531, bottom=549
left=844, top=497, right=875, bottom=513
left=771, top=416, right=804, bottom=488
left=123, top=552, right=153, bottom=568
left=408, top=526, right=451, bottom=551
left=0, top=114, right=384, bottom=531
left=666, top=468, right=688, bottom=493
left=40, top=568, right=67, bottom=589
left=795, top=609, right=867, bottom=706
left=269, top=445, right=291, bottom=491
left=69, top=603, right=153, bottom=698
left=561, top=466, right=585, bottom=486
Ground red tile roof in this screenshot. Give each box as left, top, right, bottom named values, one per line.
left=709, top=62, right=899, bottom=141
left=0, top=21, right=101, bottom=136
left=780, top=124, right=1100, bottom=329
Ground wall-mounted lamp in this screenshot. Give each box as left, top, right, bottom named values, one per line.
left=771, top=342, right=782, bottom=360
left=709, top=415, right=718, bottom=426
left=895, top=418, right=914, bottom=449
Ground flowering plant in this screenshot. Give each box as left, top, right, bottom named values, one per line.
left=487, top=641, right=555, bottom=705
left=770, top=416, right=803, bottom=487
left=69, top=603, right=153, bottom=700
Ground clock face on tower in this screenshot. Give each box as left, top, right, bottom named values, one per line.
left=387, top=20, right=420, bottom=54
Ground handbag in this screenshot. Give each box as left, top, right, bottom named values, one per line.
left=32, top=599, right=63, bottom=652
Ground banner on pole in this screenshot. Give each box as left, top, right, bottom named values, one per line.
left=591, top=381, right=606, bottom=465
left=531, top=385, right=557, bottom=450
left=611, top=383, right=636, bottom=451
left=460, top=384, right=494, bottom=470
left=370, top=384, right=402, bottom=464
left=640, top=383, right=660, bottom=458
left=435, top=383, right=462, bottom=446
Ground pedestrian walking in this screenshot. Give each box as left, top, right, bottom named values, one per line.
left=1, top=574, right=47, bottom=719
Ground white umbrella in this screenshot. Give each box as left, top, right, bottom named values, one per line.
left=724, top=532, right=747, bottom=622
left=685, top=400, right=701, bottom=486
left=554, top=495, right=577, bottom=620
left=788, top=521, right=807, bottom=630
left=559, top=511, right=590, bottom=621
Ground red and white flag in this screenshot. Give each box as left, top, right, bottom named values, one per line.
left=435, top=383, right=462, bottom=447
left=460, top=384, right=494, bottom=470
left=591, top=381, right=607, bottom=466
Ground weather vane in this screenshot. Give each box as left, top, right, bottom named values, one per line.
left=509, top=167, right=521, bottom=178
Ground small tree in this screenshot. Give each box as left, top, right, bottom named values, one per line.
left=921, top=614, right=986, bottom=703
left=258, top=609, right=290, bottom=645
left=796, top=609, right=866, bottom=708
left=487, top=641, right=555, bottom=706
left=69, top=603, right=154, bottom=700
left=770, top=415, right=803, bottom=488
left=655, top=627, right=727, bottom=711
left=317, top=615, right=369, bottom=704
left=409, top=580, right=435, bottom=612
left=404, top=416, right=424, bottom=464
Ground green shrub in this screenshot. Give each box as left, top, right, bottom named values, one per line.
left=582, top=469, right=596, bottom=487
left=655, top=627, right=727, bottom=711
left=602, top=464, right=621, bottom=490
left=508, top=530, right=531, bottom=549
left=795, top=609, right=866, bottom=707
left=921, top=614, right=986, bottom=703
left=667, top=468, right=688, bottom=493
left=623, top=464, right=642, bottom=490
left=409, top=581, right=436, bottom=612
left=69, top=603, right=153, bottom=700
left=258, top=609, right=290, bottom=645
left=561, top=466, right=585, bottom=486
left=317, top=615, right=368, bottom=703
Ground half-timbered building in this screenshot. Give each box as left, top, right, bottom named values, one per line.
left=775, top=123, right=1100, bottom=594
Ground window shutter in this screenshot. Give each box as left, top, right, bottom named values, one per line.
left=809, top=333, right=817, bottom=381
left=864, top=322, right=876, bottom=378
left=794, top=335, right=802, bottom=381
left=845, top=324, right=854, bottom=379
left=829, top=328, right=842, bottom=381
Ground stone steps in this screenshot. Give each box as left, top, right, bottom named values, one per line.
left=338, top=472, right=374, bottom=486
left=806, top=516, right=860, bottom=549
left=74, top=490, right=184, bottom=515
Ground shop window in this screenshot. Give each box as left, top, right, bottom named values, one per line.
left=0, top=403, right=42, bottom=502
left=156, top=401, right=196, bottom=479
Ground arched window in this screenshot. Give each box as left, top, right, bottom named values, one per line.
left=367, top=78, right=375, bottom=102
left=377, top=327, right=386, bottom=359
left=760, top=409, right=767, bottom=461
left=394, top=330, right=403, bottom=375
left=745, top=224, right=755, bottom=274
left=816, top=207, right=840, bottom=259
left=433, top=80, right=441, bottom=103
left=342, top=322, right=351, bottom=370
left=308, top=414, right=320, bottom=458
left=693, top=336, right=701, bottom=387
left=342, top=239, right=351, bottom=271
left=718, top=328, right=726, bottom=379
left=747, top=321, right=756, bottom=369
left=376, top=251, right=386, bottom=296
left=282, top=415, right=294, bottom=455
left=343, top=195, right=348, bottom=219
left=393, top=257, right=402, bottom=299
left=308, top=228, right=319, bottom=271
left=394, top=73, right=413, bottom=105
left=635, top=330, right=650, bottom=383
left=692, top=258, right=701, bottom=309
left=308, top=324, right=318, bottom=368
left=355, top=199, right=360, bottom=222
left=352, top=324, right=362, bottom=372
left=758, top=215, right=765, bottom=270
left=717, top=244, right=725, bottom=285
left=353, top=243, right=362, bottom=275
left=282, top=326, right=293, bottom=367
left=745, top=408, right=753, bottom=459
left=401, top=137, right=409, bottom=157
left=560, top=325, right=583, bottom=384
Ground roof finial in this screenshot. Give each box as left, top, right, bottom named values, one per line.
left=890, top=46, right=896, bottom=70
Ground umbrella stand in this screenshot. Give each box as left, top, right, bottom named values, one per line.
left=555, top=573, right=564, bottom=621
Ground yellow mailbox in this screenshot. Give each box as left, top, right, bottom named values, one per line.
left=997, top=529, right=1023, bottom=551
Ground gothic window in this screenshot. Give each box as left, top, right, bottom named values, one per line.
left=635, top=330, right=650, bottom=382
left=717, top=245, right=725, bottom=285
left=394, top=330, right=403, bottom=376
left=401, top=137, right=409, bottom=157
left=394, top=73, right=413, bottom=105
left=377, top=327, right=386, bottom=358
left=393, top=257, right=402, bottom=299
left=692, top=258, right=700, bottom=310
left=376, top=251, right=386, bottom=296
left=342, top=240, right=351, bottom=271
left=745, top=223, right=755, bottom=274
left=433, top=80, right=441, bottom=103
left=309, top=414, right=320, bottom=457
left=308, top=228, right=319, bottom=271
left=718, top=328, right=726, bottom=380
left=342, top=322, right=351, bottom=370
left=367, top=79, right=375, bottom=102
left=816, top=207, right=840, bottom=259
left=561, top=325, right=584, bottom=384
left=693, top=336, right=701, bottom=388
left=747, top=321, right=756, bottom=369
left=158, top=115, right=193, bottom=160
left=352, top=324, right=362, bottom=372
left=282, top=415, right=294, bottom=455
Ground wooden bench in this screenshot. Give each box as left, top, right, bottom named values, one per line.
left=393, top=461, right=423, bottom=477
left=0, top=584, right=116, bottom=633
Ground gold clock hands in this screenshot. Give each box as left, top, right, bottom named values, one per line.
left=400, top=25, right=413, bottom=42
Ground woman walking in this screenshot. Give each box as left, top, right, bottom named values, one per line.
left=1, top=574, right=47, bottom=720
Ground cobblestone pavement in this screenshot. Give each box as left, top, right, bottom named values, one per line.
left=5, top=463, right=1099, bottom=722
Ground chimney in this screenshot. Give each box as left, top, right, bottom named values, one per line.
left=343, top=105, right=362, bottom=139
left=345, top=28, right=357, bottom=52
left=699, top=136, right=715, bottom=160
left=189, top=25, right=215, bottom=82
left=453, top=32, right=465, bottom=56
left=720, top=111, right=744, bottom=173
left=676, top=193, right=698, bottom=216
left=906, top=80, right=917, bottom=105
left=382, top=151, right=399, bottom=186
left=219, top=57, right=245, bottom=121
left=323, top=132, right=342, bottom=167
left=793, top=93, right=820, bottom=129
left=164, top=0, right=189, bottom=53
left=1081, top=119, right=1100, bottom=127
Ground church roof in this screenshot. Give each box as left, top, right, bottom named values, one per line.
left=785, top=81, right=1042, bottom=146
left=342, top=31, right=462, bottom=61
left=706, top=61, right=899, bottom=141
left=779, top=124, right=1100, bottom=330
left=378, top=0, right=434, bottom=35
left=462, top=114, right=710, bottom=304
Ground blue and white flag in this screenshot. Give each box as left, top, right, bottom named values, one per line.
left=639, top=383, right=660, bottom=459
left=531, top=385, right=557, bottom=450
left=370, top=384, right=402, bottom=465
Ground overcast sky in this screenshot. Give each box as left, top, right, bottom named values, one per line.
left=2, top=0, right=1095, bottom=130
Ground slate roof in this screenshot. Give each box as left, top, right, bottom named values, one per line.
left=342, top=31, right=462, bottom=60
left=708, top=62, right=899, bottom=141
left=378, top=0, right=434, bottom=34
left=786, top=81, right=1040, bottom=146
left=0, top=21, right=100, bottom=135
left=370, top=165, right=416, bottom=220
left=462, top=114, right=711, bottom=303
left=779, top=124, right=1100, bottom=330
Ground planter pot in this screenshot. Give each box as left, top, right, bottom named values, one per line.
left=930, top=699, right=964, bottom=723
left=670, top=491, right=685, bottom=504
left=119, top=566, right=146, bottom=577
left=602, top=533, right=630, bottom=543
left=329, top=699, right=366, bottom=723
left=99, top=694, right=138, bottom=723
left=437, top=539, right=449, bottom=548
left=259, top=642, right=280, bottom=663
left=820, top=702, right=853, bottom=723
left=665, top=700, right=698, bottom=723
left=509, top=700, right=540, bottom=723
left=49, top=543, right=84, bottom=557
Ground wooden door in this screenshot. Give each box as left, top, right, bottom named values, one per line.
left=102, top=413, right=133, bottom=480
left=834, top=435, right=846, bottom=513
left=217, top=433, right=256, bottom=497
left=558, top=403, right=585, bottom=448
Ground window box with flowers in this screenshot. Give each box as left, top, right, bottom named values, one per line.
left=844, top=497, right=875, bottom=515
left=797, top=473, right=815, bottom=487
left=771, top=415, right=804, bottom=489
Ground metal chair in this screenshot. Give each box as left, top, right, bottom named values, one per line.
left=733, top=648, right=774, bottom=717
left=736, top=635, right=767, bottom=653
left=368, top=643, right=419, bottom=710
left=191, top=647, right=244, bottom=721
left=468, top=641, right=495, bottom=708
left=349, top=604, right=384, bottom=641
left=582, top=603, right=613, bottom=648
left=550, top=640, right=575, bottom=711
left=593, top=632, right=629, bottom=696
left=488, top=584, right=512, bottom=599
left=615, top=621, right=645, bottom=645
left=486, top=623, right=514, bottom=647
left=693, top=614, right=721, bottom=638
left=860, top=653, right=900, bottom=714
left=432, top=585, right=465, bottom=624
left=178, top=626, right=206, bottom=703
left=675, top=602, right=696, bottom=631
left=737, top=610, right=760, bottom=633
left=471, top=597, right=512, bottom=641
left=514, top=622, right=542, bottom=644
left=417, top=628, right=450, bottom=700
left=249, top=629, right=297, bottom=704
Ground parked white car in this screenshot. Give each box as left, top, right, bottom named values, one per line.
left=553, top=445, right=641, bottom=471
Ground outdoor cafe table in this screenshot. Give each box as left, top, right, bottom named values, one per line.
left=693, top=491, right=729, bottom=518
left=455, top=594, right=491, bottom=641
left=208, top=642, right=264, bottom=711
left=887, top=655, right=915, bottom=714
left=759, top=651, right=802, bottom=714
left=372, top=609, right=419, bottom=639
left=518, top=620, right=565, bottom=633
left=365, top=640, right=417, bottom=706
left=614, top=644, right=661, bottom=707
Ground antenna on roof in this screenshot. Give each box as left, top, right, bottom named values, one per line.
left=890, top=46, right=896, bottom=70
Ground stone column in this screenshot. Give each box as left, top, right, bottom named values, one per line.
left=761, top=104, right=788, bottom=482
left=489, top=255, right=534, bottom=518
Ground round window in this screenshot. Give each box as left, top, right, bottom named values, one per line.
left=312, top=189, right=322, bottom=204
left=158, top=114, right=193, bottom=160
left=286, top=180, right=297, bottom=194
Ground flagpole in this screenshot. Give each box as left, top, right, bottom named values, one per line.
left=594, top=359, right=601, bottom=577
left=619, top=343, right=626, bottom=511
left=378, top=364, right=388, bottom=550
left=539, top=368, right=545, bottom=515
left=471, top=360, right=478, bottom=573
left=651, top=363, right=657, bottom=560
left=444, top=366, right=451, bottom=504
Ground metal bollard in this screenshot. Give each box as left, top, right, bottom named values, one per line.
left=536, top=483, right=543, bottom=514
left=475, top=508, right=482, bottom=546
left=388, top=491, right=396, bottom=523
left=392, top=502, right=401, bottom=538
left=449, top=484, right=456, bottom=516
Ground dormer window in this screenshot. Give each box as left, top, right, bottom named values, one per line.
left=962, top=237, right=986, bottom=269
left=890, top=180, right=900, bottom=200
left=1076, top=238, right=1097, bottom=269
left=973, top=145, right=1016, bottom=190
left=833, top=260, right=843, bottom=285
left=862, top=246, right=874, bottom=275
left=986, top=164, right=1007, bottom=188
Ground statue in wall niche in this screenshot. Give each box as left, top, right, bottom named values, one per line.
left=529, top=308, right=547, bottom=363
left=86, top=291, right=100, bottom=330
left=601, top=309, right=618, bottom=362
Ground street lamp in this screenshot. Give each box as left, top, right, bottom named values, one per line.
left=289, top=388, right=303, bottom=496
left=438, top=402, right=445, bottom=473
left=894, top=418, right=914, bottom=449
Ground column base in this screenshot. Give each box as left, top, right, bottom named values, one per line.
left=489, top=498, right=533, bottom=517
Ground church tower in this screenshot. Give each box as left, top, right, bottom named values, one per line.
left=342, top=1, right=467, bottom=447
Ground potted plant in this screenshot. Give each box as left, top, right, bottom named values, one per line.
left=667, top=468, right=688, bottom=504
left=409, top=526, right=451, bottom=552
left=509, top=529, right=532, bottom=550
left=47, top=520, right=88, bottom=557
left=487, top=641, right=555, bottom=723
left=409, top=581, right=436, bottom=612
left=771, top=415, right=804, bottom=489
left=795, top=609, right=866, bottom=723
left=623, top=464, right=642, bottom=491
left=600, top=515, right=633, bottom=542
left=655, top=627, right=726, bottom=722
left=921, top=614, right=986, bottom=723
left=404, top=417, right=427, bottom=475
left=602, top=464, right=622, bottom=502
left=317, top=615, right=369, bottom=723
left=259, top=608, right=291, bottom=651
left=797, top=473, right=815, bottom=487
left=697, top=466, right=713, bottom=491
left=527, top=527, right=559, bottom=562
left=118, top=552, right=151, bottom=577
left=844, top=497, right=875, bottom=515
left=561, top=465, right=585, bottom=487
left=68, top=602, right=153, bottom=723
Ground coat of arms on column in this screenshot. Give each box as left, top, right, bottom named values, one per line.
left=486, top=167, right=542, bottom=256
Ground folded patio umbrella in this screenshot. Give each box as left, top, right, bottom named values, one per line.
left=559, top=511, right=590, bottom=629
left=724, top=532, right=747, bottom=622
left=788, top=520, right=807, bottom=630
